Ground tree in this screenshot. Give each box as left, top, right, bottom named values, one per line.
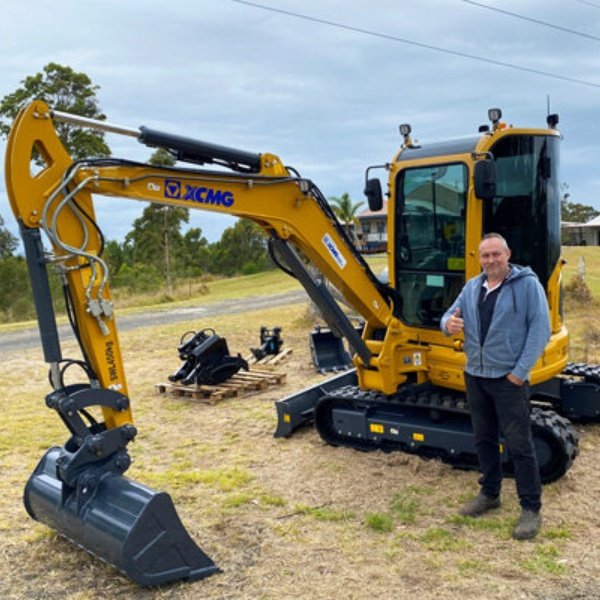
left=103, top=239, right=133, bottom=281
left=142, top=148, right=190, bottom=297
left=180, top=227, right=210, bottom=276
left=0, top=214, right=17, bottom=258
left=211, top=220, right=271, bottom=276
left=0, top=63, right=110, bottom=160
left=125, top=204, right=189, bottom=296
left=561, top=197, right=599, bottom=223
left=328, top=192, right=364, bottom=239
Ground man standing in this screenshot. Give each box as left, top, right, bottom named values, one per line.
left=441, top=233, right=551, bottom=540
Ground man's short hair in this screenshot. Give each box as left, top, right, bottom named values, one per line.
left=480, top=232, right=509, bottom=250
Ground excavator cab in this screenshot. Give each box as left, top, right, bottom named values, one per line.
left=389, top=111, right=562, bottom=340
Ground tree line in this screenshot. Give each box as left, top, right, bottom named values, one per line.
left=0, top=64, right=366, bottom=323
left=0, top=205, right=275, bottom=323
left=2, top=63, right=597, bottom=323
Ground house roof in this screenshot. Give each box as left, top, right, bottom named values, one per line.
left=357, top=199, right=388, bottom=218
left=562, top=216, right=600, bottom=228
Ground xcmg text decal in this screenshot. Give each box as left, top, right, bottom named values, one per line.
left=164, top=179, right=235, bottom=207
left=322, top=233, right=347, bottom=269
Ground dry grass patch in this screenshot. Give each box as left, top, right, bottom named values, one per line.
left=2, top=287, right=600, bottom=599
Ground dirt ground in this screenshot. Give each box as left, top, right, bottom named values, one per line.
left=1, top=301, right=600, bottom=600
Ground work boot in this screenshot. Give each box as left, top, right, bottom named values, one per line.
left=513, top=509, right=542, bottom=540
left=459, top=493, right=500, bottom=517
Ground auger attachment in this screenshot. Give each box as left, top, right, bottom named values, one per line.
left=251, top=326, right=284, bottom=361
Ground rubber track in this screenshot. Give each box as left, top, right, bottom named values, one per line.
left=563, top=362, right=600, bottom=383
left=530, top=407, right=579, bottom=483
left=314, top=384, right=579, bottom=483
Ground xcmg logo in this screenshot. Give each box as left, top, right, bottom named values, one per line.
left=164, top=179, right=235, bottom=207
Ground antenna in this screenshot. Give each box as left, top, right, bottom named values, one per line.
left=547, top=94, right=551, bottom=116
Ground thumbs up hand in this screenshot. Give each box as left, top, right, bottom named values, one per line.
left=447, top=306, right=464, bottom=335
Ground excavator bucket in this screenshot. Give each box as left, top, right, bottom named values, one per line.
left=24, top=447, right=220, bottom=587
left=309, top=326, right=352, bottom=373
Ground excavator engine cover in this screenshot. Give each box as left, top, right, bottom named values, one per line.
left=24, top=447, right=220, bottom=586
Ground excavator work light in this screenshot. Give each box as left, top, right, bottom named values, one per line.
left=399, top=123, right=412, bottom=136
left=547, top=113, right=559, bottom=129
left=488, top=108, right=502, bottom=124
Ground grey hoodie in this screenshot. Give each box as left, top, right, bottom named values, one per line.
left=440, top=264, right=551, bottom=381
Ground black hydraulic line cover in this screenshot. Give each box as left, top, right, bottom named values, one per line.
left=19, top=223, right=62, bottom=364
left=138, top=126, right=261, bottom=172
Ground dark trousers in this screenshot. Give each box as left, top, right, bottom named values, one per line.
left=464, top=373, right=541, bottom=512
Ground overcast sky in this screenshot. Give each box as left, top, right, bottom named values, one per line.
left=1, top=0, right=599, bottom=246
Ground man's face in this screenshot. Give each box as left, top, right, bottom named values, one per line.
left=479, top=237, right=511, bottom=281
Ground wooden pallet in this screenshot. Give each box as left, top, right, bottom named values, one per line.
left=245, top=347, right=293, bottom=366
left=155, top=367, right=287, bottom=404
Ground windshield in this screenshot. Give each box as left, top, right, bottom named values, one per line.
left=483, top=134, right=560, bottom=287
left=394, top=163, right=467, bottom=328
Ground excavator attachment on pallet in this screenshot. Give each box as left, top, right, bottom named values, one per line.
left=169, top=328, right=249, bottom=385
left=251, top=326, right=284, bottom=361
left=25, top=447, right=220, bottom=586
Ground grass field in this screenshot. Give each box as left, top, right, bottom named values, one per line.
left=0, top=248, right=599, bottom=599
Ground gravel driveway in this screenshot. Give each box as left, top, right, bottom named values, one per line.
left=0, top=289, right=307, bottom=354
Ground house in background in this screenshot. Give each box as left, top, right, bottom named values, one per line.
left=562, top=215, right=600, bottom=246
left=356, top=196, right=600, bottom=251
left=355, top=181, right=463, bottom=254
left=355, top=200, right=388, bottom=253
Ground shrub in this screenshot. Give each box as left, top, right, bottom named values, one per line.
left=564, top=274, right=593, bottom=304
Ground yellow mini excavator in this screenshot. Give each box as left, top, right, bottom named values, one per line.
left=5, top=101, right=594, bottom=586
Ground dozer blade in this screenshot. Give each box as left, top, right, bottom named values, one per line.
left=24, top=447, right=221, bottom=587
left=274, top=369, right=358, bottom=437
